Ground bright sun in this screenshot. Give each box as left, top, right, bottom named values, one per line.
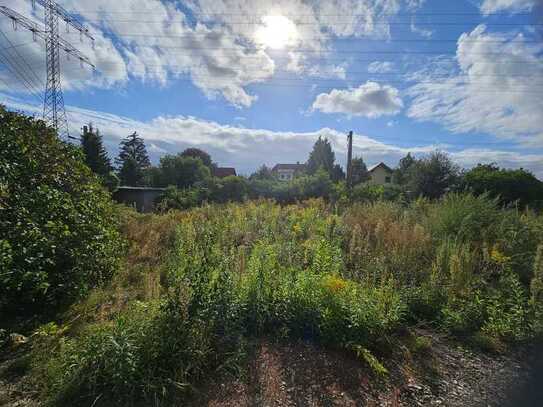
left=255, top=15, right=298, bottom=50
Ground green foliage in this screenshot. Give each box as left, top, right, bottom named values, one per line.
left=0, top=106, right=121, bottom=313
left=211, top=175, right=248, bottom=203
left=426, top=193, right=501, bottom=243
left=351, top=183, right=385, bottom=202
left=290, top=168, right=335, bottom=200
left=306, top=136, right=337, bottom=178
left=249, top=164, right=274, bottom=180
left=407, top=151, right=460, bottom=199
left=350, top=156, right=370, bottom=185
left=115, top=132, right=151, bottom=186
left=393, top=152, right=415, bottom=185
left=150, top=154, right=211, bottom=188
left=80, top=124, right=112, bottom=176
left=463, top=163, right=543, bottom=209
left=180, top=147, right=214, bottom=168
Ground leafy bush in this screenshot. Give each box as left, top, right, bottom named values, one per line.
left=0, top=106, right=121, bottom=313
left=463, top=163, right=543, bottom=209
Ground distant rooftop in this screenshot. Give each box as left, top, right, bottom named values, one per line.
left=213, top=167, right=237, bottom=178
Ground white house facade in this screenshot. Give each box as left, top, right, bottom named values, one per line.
left=367, top=162, right=394, bottom=185
left=272, top=163, right=306, bottom=181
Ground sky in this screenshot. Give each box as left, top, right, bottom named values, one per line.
left=0, top=0, right=542, bottom=176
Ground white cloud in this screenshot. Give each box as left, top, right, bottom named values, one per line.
left=368, top=61, right=395, bottom=73
left=410, top=18, right=433, bottom=38
left=312, top=81, right=403, bottom=118
left=480, top=0, right=537, bottom=14
left=3, top=93, right=542, bottom=177
left=0, top=0, right=433, bottom=107
left=405, top=0, right=426, bottom=10
left=407, top=25, right=543, bottom=147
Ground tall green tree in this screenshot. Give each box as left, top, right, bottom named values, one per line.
left=394, top=152, right=416, bottom=185
left=180, top=148, right=214, bottom=168
left=115, top=132, right=151, bottom=186
left=407, top=151, right=460, bottom=199
left=351, top=156, right=370, bottom=185
left=150, top=154, right=210, bottom=188
left=80, top=124, right=112, bottom=177
left=306, top=137, right=336, bottom=176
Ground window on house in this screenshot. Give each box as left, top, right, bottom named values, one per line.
left=385, top=176, right=391, bottom=183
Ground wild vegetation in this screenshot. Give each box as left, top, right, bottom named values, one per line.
left=24, top=196, right=542, bottom=405
left=2, top=107, right=543, bottom=406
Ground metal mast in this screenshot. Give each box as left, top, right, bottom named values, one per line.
left=0, top=1, right=95, bottom=139
left=43, top=0, right=68, bottom=138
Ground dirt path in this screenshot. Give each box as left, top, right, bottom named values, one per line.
left=1, top=334, right=540, bottom=406
left=189, top=335, right=539, bottom=407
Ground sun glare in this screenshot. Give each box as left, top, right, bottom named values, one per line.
left=255, top=15, right=298, bottom=50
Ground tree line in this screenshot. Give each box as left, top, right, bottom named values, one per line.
left=81, top=124, right=543, bottom=210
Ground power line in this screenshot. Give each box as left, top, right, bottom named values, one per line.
left=80, top=17, right=542, bottom=27
left=0, top=50, right=43, bottom=101
left=40, top=68, right=543, bottom=93
left=66, top=62, right=543, bottom=79
left=72, top=10, right=537, bottom=17
left=0, top=29, right=43, bottom=89
left=0, top=29, right=43, bottom=100
left=60, top=43, right=538, bottom=56
left=60, top=31, right=542, bottom=44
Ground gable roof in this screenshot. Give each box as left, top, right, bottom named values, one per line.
left=213, top=167, right=237, bottom=178
left=368, top=162, right=393, bottom=173
left=272, top=163, right=306, bottom=172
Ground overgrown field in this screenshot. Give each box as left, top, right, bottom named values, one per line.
left=28, top=196, right=543, bottom=406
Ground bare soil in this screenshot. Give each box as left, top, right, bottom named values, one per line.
left=1, top=331, right=541, bottom=407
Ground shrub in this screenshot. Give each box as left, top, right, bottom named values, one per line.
left=0, top=106, right=121, bottom=313
left=463, top=164, right=543, bottom=209
left=426, top=193, right=501, bottom=243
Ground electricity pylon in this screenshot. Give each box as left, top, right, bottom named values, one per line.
left=0, top=1, right=94, bottom=139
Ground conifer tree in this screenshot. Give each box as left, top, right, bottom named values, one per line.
left=80, top=123, right=112, bottom=177
left=306, top=137, right=336, bottom=176
left=351, top=156, right=370, bottom=185
left=115, top=132, right=151, bottom=186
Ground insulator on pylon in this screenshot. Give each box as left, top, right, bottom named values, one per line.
left=11, top=18, right=16, bottom=31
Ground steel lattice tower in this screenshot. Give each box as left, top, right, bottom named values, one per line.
left=43, top=0, right=68, bottom=139
left=0, top=1, right=95, bottom=139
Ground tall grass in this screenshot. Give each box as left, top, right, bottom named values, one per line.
left=31, top=195, right=543, bottom=406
